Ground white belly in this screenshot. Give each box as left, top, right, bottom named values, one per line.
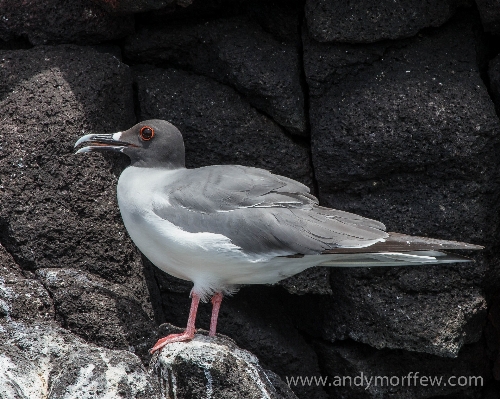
left=116, top=166, right=317, bottom=298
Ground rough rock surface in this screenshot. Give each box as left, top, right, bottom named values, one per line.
left=316, top=264, right=486, bottom=357
left=0, top=45, right=158, bottom=360
left=155, top=283, right=329, bottom=398
left=0, top=244, right=53, bottom=322
left=36, top=268, right=159, bottom=363
left=486, top=291, right=500, bottom=379
left=475, top=0, right=500, bottom=34
left=91, top=0, right=175, bottom=14
left=305, top=0, right=465, bottom=43
left=0, top=320, right=162, bottom=399
left=0, top=45, right=135, bottom=275
left=0, top=2, right=500, bottom=399
left=0, top=244, right=162, bottom=398
left=151, top=332, right=298, bottom=399
left=124, top=13, right=306, bottom=135
left=315, top=340, right=488, bottom=398
left=134, top=66, right=313, bottom=186
left=279, top=266, right=332, bottom=295
left=490, top=54, right=500, bottom=114
left=306, top=17, right=499, bottom=241
left=303, top=15, right=498, bottom=357
left=0, top=0, right=133, bottom=45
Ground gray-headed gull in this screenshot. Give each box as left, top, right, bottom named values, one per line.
left=75, top=120, right=482, bottom=353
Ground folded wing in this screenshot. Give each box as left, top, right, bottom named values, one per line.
left=153, top=165, right=388, bottom=256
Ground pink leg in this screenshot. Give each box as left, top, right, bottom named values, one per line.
left=209, top=292, right=223, bottom=337
left=150, top=292, right=200, bottom=353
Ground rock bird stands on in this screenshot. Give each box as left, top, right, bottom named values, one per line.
left=75, top=120, right=483, bottom=353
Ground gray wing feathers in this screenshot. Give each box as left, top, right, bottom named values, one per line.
left=315, top=207, right=386, bottom=231
left=154, top=165, right=388, bottom=255
left=169, top=166, right=315, bottom=211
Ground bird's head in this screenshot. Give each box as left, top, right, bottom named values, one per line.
left=74, top=119, right=185, bottom=168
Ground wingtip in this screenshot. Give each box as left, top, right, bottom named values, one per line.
left=386, top=233, right=484, bottom=251
left=450, top=242, right=484, bottom=250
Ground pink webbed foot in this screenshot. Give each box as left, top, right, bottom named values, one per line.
left=150, top=330, right=195, bottom=353
left=150, top=292, right=201, bottom=354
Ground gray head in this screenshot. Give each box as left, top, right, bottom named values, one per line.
left=74, top=119, right=185, bottom=169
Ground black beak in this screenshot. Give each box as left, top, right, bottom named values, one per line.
left=74, top=133, right=136, bottom=154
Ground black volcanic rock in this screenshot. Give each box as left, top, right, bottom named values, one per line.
left=134, top=66, right=312, bottom=186
left=315, top=339, right=488, bottom=398
left=152, top=333, right=299, bottom=399
left=0, top=244, right=53, bottom=322
left=0, top=3, right=499, bottom=399
left=0, top=45, right=159, bottom=360
left=155, top=277, right=329, bottom=399
left=125, top=14, right=306, bottom=135
left=0, top=0, right=133, bottom=45
left=305, top=0, right=466, bottom=43
left=36, top=268, right=159, bottom=363
left=91, top=0, right=175, bottom=14
left=0, top=45, right=136, bottom=278
left=489, top=54, right=500, bottom=114
left=306, top=16, right=500, bottom=244
left=280, top=266, right=332, bottom=295
left=325, top=263, right=486, bottom=357
left=301, top=15, right=498, bottom=356
left=287, top=258, right=489, bottom=357
left=476, top=0, right=500, bottom=34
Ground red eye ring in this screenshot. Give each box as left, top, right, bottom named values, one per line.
left=139, top=126, right=154, bottom=141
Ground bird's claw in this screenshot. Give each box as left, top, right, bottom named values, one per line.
left=150, top=331, right=195, bottom=354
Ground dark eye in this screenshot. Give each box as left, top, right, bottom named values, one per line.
left=139, top=126, right=154, bottom=141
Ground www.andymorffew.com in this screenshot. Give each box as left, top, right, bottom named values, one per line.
left=286, top=372, right=483, bottom=389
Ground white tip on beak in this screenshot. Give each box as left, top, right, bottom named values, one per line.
left=74, top=133, right=96, bottom=148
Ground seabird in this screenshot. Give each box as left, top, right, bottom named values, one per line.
left=75, top=120, right=483, bottom=353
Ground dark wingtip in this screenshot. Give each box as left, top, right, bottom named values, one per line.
left=321, top=233, right=484, bottom=254
left=385, top=232, right=484, bottom=251
left=465, top=244, right=484, bottom=250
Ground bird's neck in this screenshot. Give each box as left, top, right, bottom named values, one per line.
left=129, top=159, right=186, bottom=169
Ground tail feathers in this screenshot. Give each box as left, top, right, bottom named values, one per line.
left=319, top=250, right=471, bottom=268
left=322, top=232, right=483, bottom=254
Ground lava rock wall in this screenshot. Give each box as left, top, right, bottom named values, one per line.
left=0, top=0, right=500, bottom=398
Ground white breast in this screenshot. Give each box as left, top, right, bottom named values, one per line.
left=116, top=166, right=301, bottom=297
